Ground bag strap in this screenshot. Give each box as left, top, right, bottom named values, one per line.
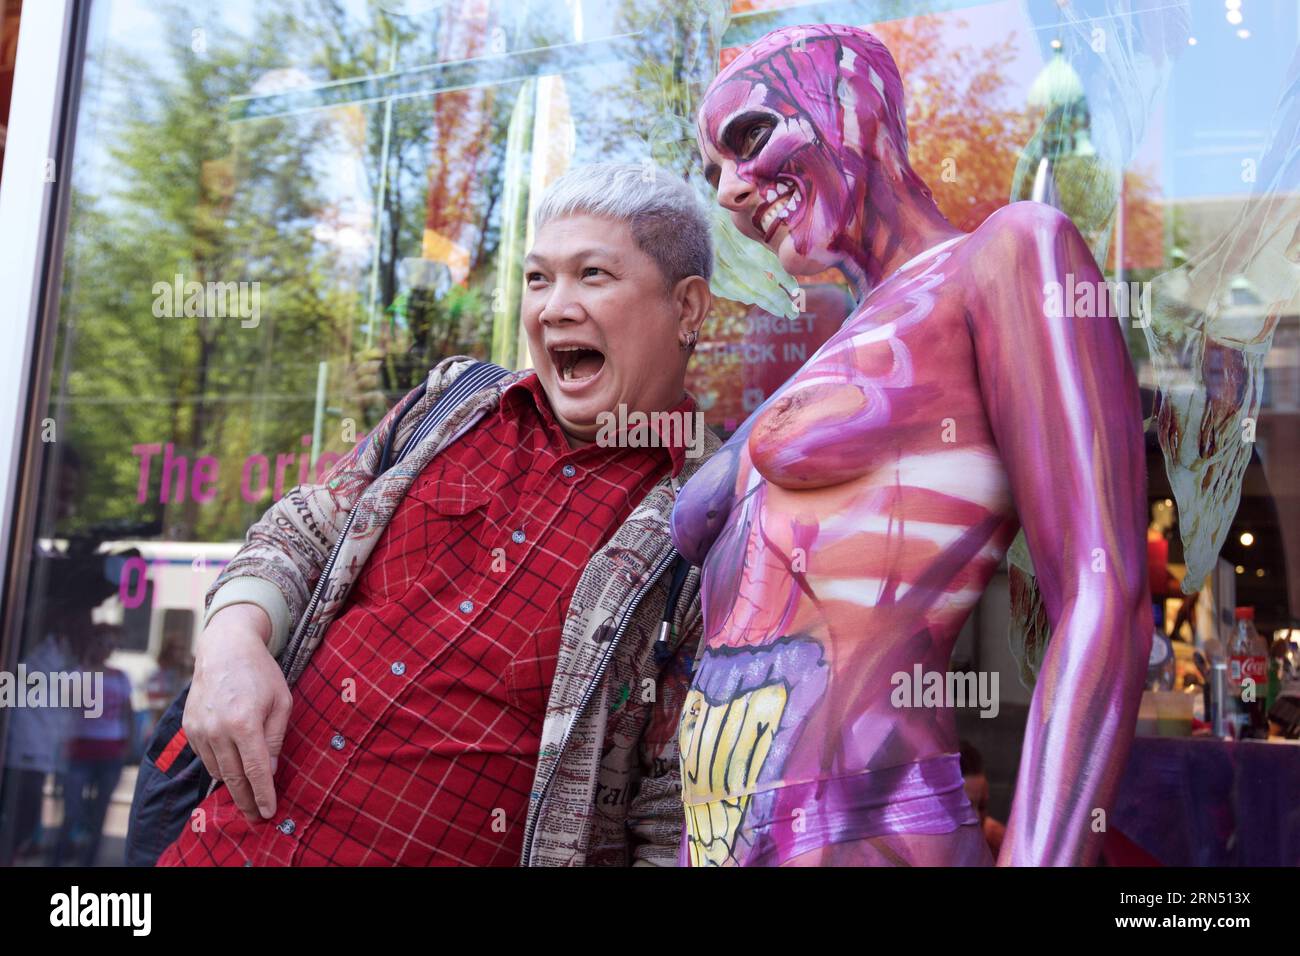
left=378, top=360, right=511, bottom=472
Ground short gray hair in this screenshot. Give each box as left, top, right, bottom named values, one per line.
left=534, top=162, right=713, bottom=288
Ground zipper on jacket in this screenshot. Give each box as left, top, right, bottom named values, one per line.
left=279, top=506, right=359, bottom=679
left=521, top=547, right=678, bottom=865
left=276, top=375, right=432, bottom=678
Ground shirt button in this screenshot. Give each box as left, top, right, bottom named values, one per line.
left=511, top=529, right=526, bottom=544
left=330, top=733, right=345, bottom=751
left=459, top=599, right=474, bottom=614
left=277, top=819, right=296, bottom=835
left=561, top=464, right=576, bottom=478
left=391, top=661, right=406, bottom=676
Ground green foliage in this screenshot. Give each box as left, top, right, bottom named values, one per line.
left=53, top=2, right=365, bottom=540
left=48, top=0, right=514, bottom=541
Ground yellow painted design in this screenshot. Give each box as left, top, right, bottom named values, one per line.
left=679, top=683, right=787, bottom=866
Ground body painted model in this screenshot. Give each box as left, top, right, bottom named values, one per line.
left=672, top=24, right=1152, bottom=866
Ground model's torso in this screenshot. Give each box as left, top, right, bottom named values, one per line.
left=675, top=236, right=1017, bottom=865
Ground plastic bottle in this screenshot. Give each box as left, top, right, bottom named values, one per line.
left=1211, top=659, right=1229, bottom=739
left=1227, top=607, right=1269, bottom=739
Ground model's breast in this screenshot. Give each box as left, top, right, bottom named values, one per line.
left=671, top=437, right=746, bottom=566
left=748, top=331, right=932, bottom=491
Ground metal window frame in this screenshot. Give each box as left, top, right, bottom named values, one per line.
left=0, top=0, right=88, bottom=773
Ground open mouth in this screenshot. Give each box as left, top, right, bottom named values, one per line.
left=548, top=344, right=606, bottom=384
left=754, top=178, right=805, bottom=242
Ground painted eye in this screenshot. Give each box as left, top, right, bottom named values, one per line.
left=740, top=120, right=774, bottom=159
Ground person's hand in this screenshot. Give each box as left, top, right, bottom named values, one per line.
left=183, top=604, right=292, bottom=823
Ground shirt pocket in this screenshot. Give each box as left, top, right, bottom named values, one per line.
left=506, top=649, right=560, bottom=719
left=351, top=478, right=490, bottom=606
left=505, top=598, right=563, bottom=718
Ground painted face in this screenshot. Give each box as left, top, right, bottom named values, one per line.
left=698, top=83, right=848, bottom=276
left=697, top=25, right=911, bottom=277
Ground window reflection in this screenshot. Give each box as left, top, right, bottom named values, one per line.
left=0, top=0, right=1296, bottom=867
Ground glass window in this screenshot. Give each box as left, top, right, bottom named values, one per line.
left=1, top=0, right=1296, bottom=867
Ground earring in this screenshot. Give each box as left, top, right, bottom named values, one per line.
left=680, top=330, right=698, bottom=352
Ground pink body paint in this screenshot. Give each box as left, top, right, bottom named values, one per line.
left=673, top=25, right=1151, bottom=867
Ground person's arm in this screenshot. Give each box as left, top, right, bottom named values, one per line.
left=626, top=601, right=701, bottom=866
left=968, top=203, right=1152, bottom=866
left=184, top=359, right=472, bottom=822
left=183, top=391, right=414, bottom=822
left=202, top=379, right=423, bottom=657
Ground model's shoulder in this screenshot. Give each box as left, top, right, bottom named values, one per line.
left=956, top=204, right=1082, bottom=332
left=969, top=201, right=1075, bottom=246
left=953, top=204, right=1082, bottom=290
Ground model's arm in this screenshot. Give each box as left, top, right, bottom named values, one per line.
left=968, top=202, right=1152, bottom=866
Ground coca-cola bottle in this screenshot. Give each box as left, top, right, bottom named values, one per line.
left=1227, top=607, right=1270, bottom=739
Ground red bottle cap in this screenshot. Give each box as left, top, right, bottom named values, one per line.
left=1234, top=606, right=1255, bottom=621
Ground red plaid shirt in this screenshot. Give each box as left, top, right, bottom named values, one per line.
left=160, top=375, right=690, bottom=866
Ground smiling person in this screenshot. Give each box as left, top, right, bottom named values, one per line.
left=147, top=163, right=718, bottom=867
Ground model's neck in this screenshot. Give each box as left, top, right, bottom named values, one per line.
left=836, top=171, right=962, bottom=301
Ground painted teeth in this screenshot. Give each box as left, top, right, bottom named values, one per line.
left=760, top=185, right=802, bottom=232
